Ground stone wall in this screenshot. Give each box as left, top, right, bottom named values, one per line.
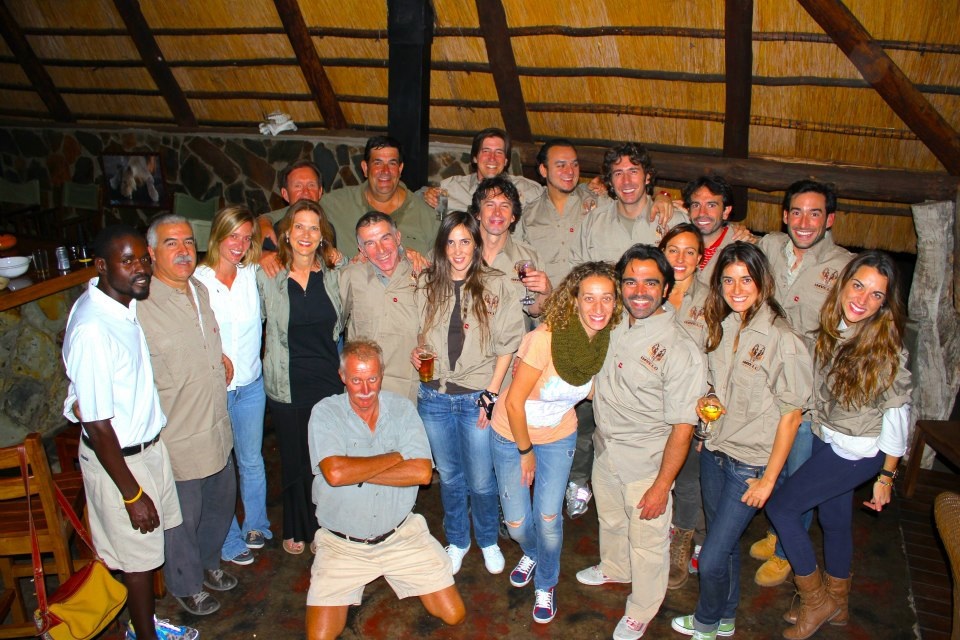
left=0, top=126, right=496, bottom=228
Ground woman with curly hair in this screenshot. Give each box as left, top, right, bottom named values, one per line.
left=765, top=251, right=911, bottom=639
left=413, top=211, right=525, bottom=578
left=671, top=242, right=812, bottom=640
left=490, top=261, right=621, bottom=623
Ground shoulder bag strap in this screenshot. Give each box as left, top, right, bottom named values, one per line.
left=18, top=446, right=49, bottom=619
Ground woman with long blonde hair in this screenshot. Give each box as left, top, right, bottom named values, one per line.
left=195, top=205, right=270, bottom=565
left=258, top=199, right=344, bottom=555
left=412, top=210, right=525, bottom=578
left=766, top=251, right=911, bottom=639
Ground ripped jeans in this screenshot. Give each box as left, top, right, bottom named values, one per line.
left=491, top=429, right=576, bottom=590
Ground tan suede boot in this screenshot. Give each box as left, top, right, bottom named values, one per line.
left=783, top=572, right=851, bottom=625
left=782, top=569, right=840, bottom=639
left=667, top=528, right=695, bottom=589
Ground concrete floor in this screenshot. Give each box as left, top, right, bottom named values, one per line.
left=92, top=428, right=917, bottom=640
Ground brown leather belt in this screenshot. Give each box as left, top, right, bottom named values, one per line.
left=81, top=433, right=160, bottom=457
left=326, top=516, right=407, bottom=545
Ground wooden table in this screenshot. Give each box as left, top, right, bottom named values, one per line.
left=0, top=266, right=95, bottom=312
left=903, top=419, right=960, bottom=498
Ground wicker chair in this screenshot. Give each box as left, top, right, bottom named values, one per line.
left=935, top=491, right=960, bottom=640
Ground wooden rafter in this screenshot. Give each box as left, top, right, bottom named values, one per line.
left=112, top=0, right=195, bottom=127
left=0, top=1, right=72, bottom=122
left=475, top=0, right=532, bottom=142
left=723, top=0, right=753, bottom=218
left=273, top=0, right=347, bottom=130
left=797, top=0, right=960, bottom=176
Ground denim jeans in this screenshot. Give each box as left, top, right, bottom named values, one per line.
left=693, top=448, right=765, bottom=631
left=491, top=430, right=576, bottom=589
left=767, top=436, right=883, bottom=577
left=417, top=384, right=499, bottom=549
left=770, top=419, right=814, bottom=560
left=673, top=439, right=704, bottom=541
left=221, top=376, right=272, bottom=560
left=568, top=398, right=596, bottom=487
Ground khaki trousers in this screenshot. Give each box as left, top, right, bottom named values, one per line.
left=593, top=451, right=672, bottom=622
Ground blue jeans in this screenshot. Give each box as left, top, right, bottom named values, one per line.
left=693, top=448, right=764, bottom=631
left=770, top=419, right=813, bottom=560
left=417, top=384, right=499, bottom=549
left=767, top=436, right=883, bottom=577
left=491, top=430, right=576, bottom=589
left=221, top=376, right=271, bottom=561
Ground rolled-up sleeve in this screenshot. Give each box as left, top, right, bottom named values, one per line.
left=770, top=331, right=813, bottom=415
left=663, top=340, right=708, bottom=427
left=492, top=276, right=525, bottom=357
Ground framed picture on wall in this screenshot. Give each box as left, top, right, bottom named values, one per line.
left=100, top=153, right=168, bottom=208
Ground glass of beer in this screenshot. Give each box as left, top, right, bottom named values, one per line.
left=694, top=397, right=723, bottom=440
left=416, top=344, right=437, bottom=383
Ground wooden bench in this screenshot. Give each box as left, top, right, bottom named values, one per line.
left=903, top=420, right=960, bottom=498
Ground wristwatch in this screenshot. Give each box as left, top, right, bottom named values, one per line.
left=879, top=468, right=899, bottom=480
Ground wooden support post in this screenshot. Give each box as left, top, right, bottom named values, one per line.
left=475, top=0, right=532, bottom=143
left=723, top=0, right=754, bottom=220
left=387, top=0, right=434, bottom=191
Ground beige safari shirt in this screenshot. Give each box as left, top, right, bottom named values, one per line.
left=136, top=277, right=233, bottom=481
left=416, top=269, right=525, bottom=393
left=569, top=197, right=688, bottom=266
left=672, top=276, right=709, bottom=351
left=518, top=185, right=599, bottom=287
left=487, top=234, right=543, bottom=318
left=594, top=307, right=707, bottom=484
left=758, top=231, right=854, bottom=350
left=339, top=257, right=420, bottom=402
left=440, top=173, right=544, bottom=214
left=705, top=304, right=813, bottom=466
left=322, top=182, right=439, bottom=259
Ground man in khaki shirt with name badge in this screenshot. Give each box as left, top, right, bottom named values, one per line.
left=137, top=214, right=238, bottom=617
left=576, top=244, right=705, bottom=640
left=339, top=212, right=420, bottom=401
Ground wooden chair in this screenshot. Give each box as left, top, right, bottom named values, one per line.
left=173, top=192, right=220, bottom=253
left=935, top=491, right=960, bottom=640
left=0, top=433, right=84, bottom=637
left=58, top=182, right=102, bottom=244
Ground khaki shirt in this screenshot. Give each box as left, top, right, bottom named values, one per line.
left=264, top=205, right=288, bottom=226
left=136, top=277, right=233, bottom=481
left=705, top=304, right=813, bottom=466
left=671, top=276, right=709, bottom=351
left=812, top=335, right=912, bottom=439
left=569, top=197, right=688, bottom=266
left=758, top=232, right=854, bottom=350
left=322, top=182, right=439, bottom=259
left=697, top=225, right=737, bottom=286
left=486, top=234, right=542, bottom=319
left=339, top=258, right=420, bottom=401
left=440, top=173, right=544, bottom=214
left=518, top=185, right=599, bottom=287
left=594, top=307, right=706, bottom=484
left=416, top=269, right=525, bottom=393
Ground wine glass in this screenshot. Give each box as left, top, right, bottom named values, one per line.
left=515, top=259, right=536, bottom=305
left=694, top=398, right=723, bottom=440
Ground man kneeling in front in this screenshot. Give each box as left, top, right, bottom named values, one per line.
left=306, top=339, right=466, bottom=639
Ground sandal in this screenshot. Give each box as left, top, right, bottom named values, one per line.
left=283, top=538, right=305, bottom=555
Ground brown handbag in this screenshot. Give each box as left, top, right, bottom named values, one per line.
left=19, top=446, right=128, bottom=640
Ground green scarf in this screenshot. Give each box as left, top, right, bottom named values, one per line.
left=552, top=319, right=611, bottom=387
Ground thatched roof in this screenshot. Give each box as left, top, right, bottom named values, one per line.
left=2, top=0, right=959, bottom=252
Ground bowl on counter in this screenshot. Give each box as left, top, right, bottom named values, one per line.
left=0, top=256, right=31, bottom=278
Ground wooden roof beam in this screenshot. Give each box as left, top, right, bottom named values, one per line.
left=112, top=0, right=195, bottom=127
left=475, top=0, right=532, bottom=142
left=273, top=0, right=347, bottom=130
left=0, top=1, right=72, bottom=122
left=797, top=0, right=960, bottom=176
left=724, top=0, right=754, bottom=219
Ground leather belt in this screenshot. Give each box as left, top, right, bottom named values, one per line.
left=81, top=433, right=160, bottom=457
left=326, top=516, right=407, bottom=545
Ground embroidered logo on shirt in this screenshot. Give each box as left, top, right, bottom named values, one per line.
left=815, top=267, right=840, bottom=292
left=640, top=343, right=667, bottom=371
left=483, top=293, right=500, bottom=316
left=741, top=344, right=766, bottom=371
left=684, top=306, right=705, bottom=326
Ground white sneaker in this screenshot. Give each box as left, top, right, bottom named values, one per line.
left=576, top=564, right=630, bottom=586
left=480, top=544, right=505, bottom=574
left=446, top=544, right=470, bottom=575
left=613, top=615, right=648, bottom=640
left=566, top=481, right=593, bottom=518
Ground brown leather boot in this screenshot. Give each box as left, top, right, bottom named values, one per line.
left=782, top=572, right=852, bottom=625
left=667, top=528, right=695, bottom=589
left=782, top=569, right=840, bottom=639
